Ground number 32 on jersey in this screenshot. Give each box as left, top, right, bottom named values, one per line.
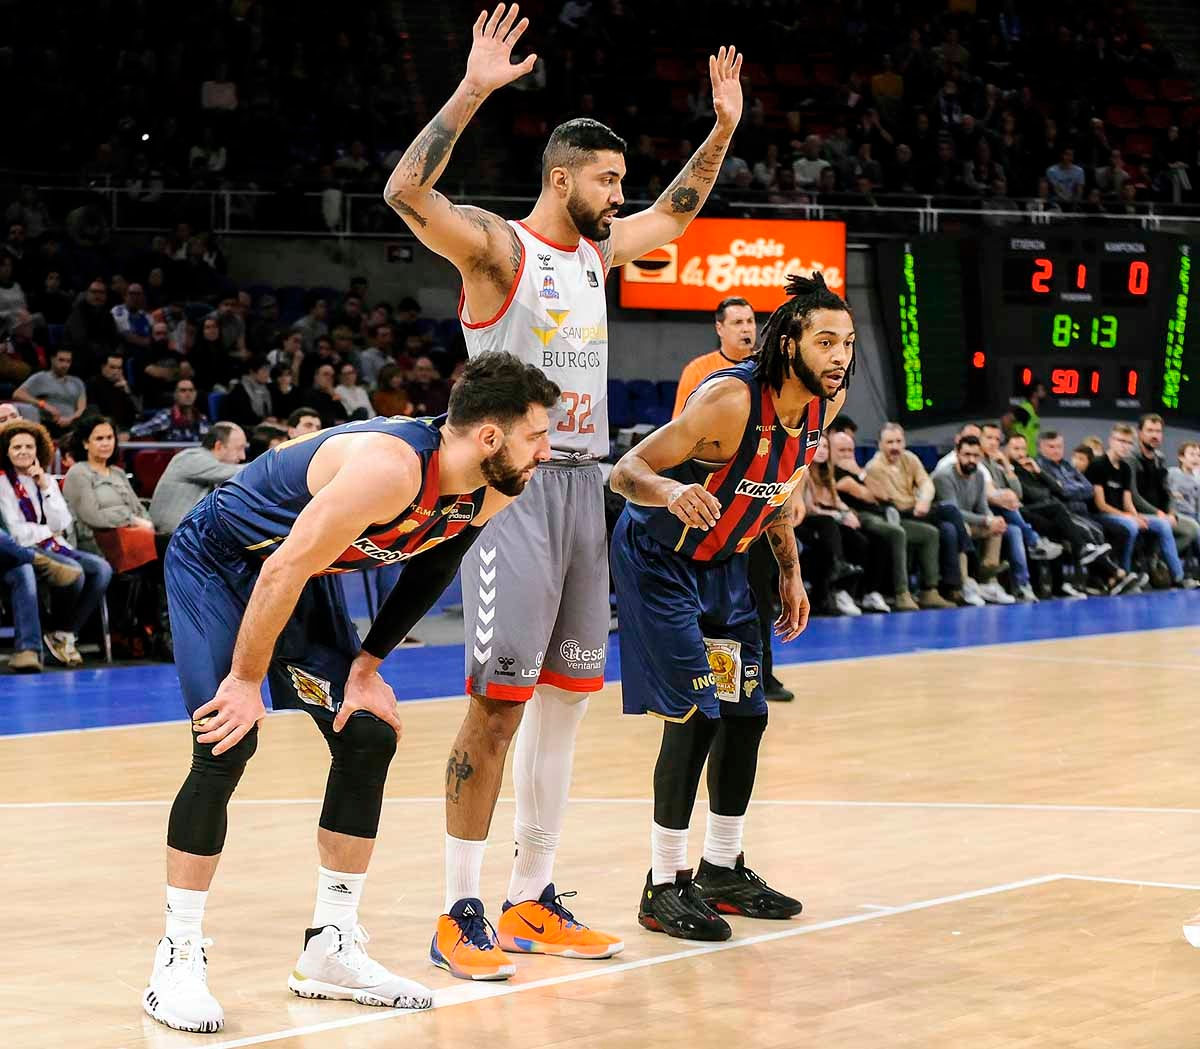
left=557, top=391, right=595, bottom=434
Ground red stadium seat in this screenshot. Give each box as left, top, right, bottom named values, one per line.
left=1105, top=104, right=1140, bottom=130
left=1122, top=78, right=1157, bottom=101
left=1143, top=105, right=1171, bottom=130
left=741, top=61, right=769, bottom=86
left=1161, top=79, right=1195, bottom=103
left=1122, top=131, right=1156, bottom=159
left=654, top=56, right=690, bottom=83
left=131, top=449, right=181, bottom=499
left=773, top=63, right=807, bottom=88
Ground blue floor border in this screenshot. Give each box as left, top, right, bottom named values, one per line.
left=3, top=591, right=1198, bottom=737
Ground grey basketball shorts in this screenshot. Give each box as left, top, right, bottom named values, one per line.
left=462, top=463, right=610, bottom=702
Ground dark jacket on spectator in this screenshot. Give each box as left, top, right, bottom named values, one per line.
left=1128, top=449, right=1171, bottom=514
left=65, top=300, right=119, bottom=372
left=86, top=375, right=139, bottom=430
left=1038, top=456, right=1093, bottom=514
left=302, top=387, right=348, bottom=429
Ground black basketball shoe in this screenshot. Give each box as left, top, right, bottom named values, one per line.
left=637, top=869, right=732, bottom=941
left=693, top=853, right=804, bottom=920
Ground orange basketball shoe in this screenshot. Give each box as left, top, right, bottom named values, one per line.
left=430, top=899, right=516, bottom=981
left=497, top=884, right=624, bottom=959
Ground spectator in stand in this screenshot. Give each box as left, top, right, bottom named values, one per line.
left=247, top=295, right=281, bottom=354
left=219, top=356, right=273, bottom=429
left=86, top=353, right=138, bottom=432
left=1003, top=379, right=1046, bottom=448
left=371, top=363, right=413, bottom=418
left=357, top=322, right=393, bottom=388
left=672, top=297, right=757, bottom=416
left=65, top=280, right=120, bottom=373
left=1169, top=442, right=1200, bottom=528
left=0, top=518, right=82, bottom=672
left=1045, top=147, right=1085, bottom=206
left=14, top=348, right=86, bottom=436
left=0, top=253, right=27, bottom=328
left=212, top=295, right=248, bottom=357
left=303, top=362, right=348, bottom=428
left=268, top=362, right=304, bottom=423
left=30, top=271, right=73, bottom=327
left=298, top=333, right=342, bottom=390
left=1130, top=413, right=1200, bottom=561
left=0, top=420, right=113, bottom=666
left=130, top=378, right=209, bottom=442
left=330, top=294, right=367, bottom=342
left=404, top=356, right=451, bottom=417
left=286, top=407, right=323, bottom=439
left=266, top=329, right=305, bottom=380
left=1088, top=423, right=1195, bottom=589
left=133, top=320, right=187, bottom=408
left=831, top=429, right=933, bottom=612
left=334, top=361, right=372, bottom=419
left=931, top=435, right=1015, bottom=605
left=148, top=423, right=246, bottom=538
left=792, top=135, right=831, bottom=191
left=247, top=423, right=288, bottom=461
left=865, top=423, right=962, bottom=607
left=112, top=282, right=151, bottom=357
left=1095, top=150, right=1130, bottom=198
left=803, top=436, right=889, bottom=616
left=0, top=310, right=38, bottom=385
left=291, top=292, right=329, bottom=353
left=63, top=415, right=153, bottom=553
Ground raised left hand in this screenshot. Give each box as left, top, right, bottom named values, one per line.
left=775, top=567, right=810, bottom=643
left=710, top=45, right=744, bottom=131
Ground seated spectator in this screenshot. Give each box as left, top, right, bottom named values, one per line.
left=0, top=521, right=82, bottom=672
left=1045, top=147, right=1085, bottom=206
left=1168, top=442, right=1200, bottom=527
left=247, top=294, right=281, bottom=354
left=335, top=361, right=372, bottom=419
left=0, top=309, right=38, bottom=385
left=133, top=320, right=188, bottom=408
left=13, top=348, right=87, bottom=436
left=372, top=363, right=414, bottom=417
left=64, top=279, right=119, bottom=373
left=189, top=313, right=234, bottom=393
left=298, top=333, right=342, bottom=390
left=830, top=428, right=934, bottom=611
left=112, top=282, right=151, bottom=357
left=801, top=436, right=886, bottom=616
left=0, top=420, right=113, bottom=665
left=286, top=407, right=322, bottom=439
left=292, top=292, right=329, bottom=353
left=148, top=422, right=247, bottom=537
left=1072, top=444, right=1095, bottom=474
left=931, top=434, right=1014, bottom=604
left=130, top=378, right=210, bottom=442
left=29, top=270, right=73, bottom=326
left=212, top=295, right=247, bottom=357
left=63, top=415, right=153, bottom=550
left=269, top=362, right=304, bottom=422
left=792, top=135, right=831, bottom=190
left=86, top=352, right=138, bottom=432
left=405, top=356, right=451, bottom=416
left=358, top=322, right=394, bottom=388
left=266, top=330, right=305, bottom=379
left=1130, top=413, right=1200, bottom=562
left=865, top=422, right=964, bottom=606
left=247, top=422, right=288, bottom=461
left=303, top=362, right=349, bottom=428
left=220, top=355, right=273, bottom=429
left=1087, top=424, right=1196, bottom=590
left=0, top=252, right=26, bottom=329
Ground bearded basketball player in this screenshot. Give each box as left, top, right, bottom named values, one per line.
left=383, top=3, right=744, bottom=979
left=610, top=275, right=852, bottom=939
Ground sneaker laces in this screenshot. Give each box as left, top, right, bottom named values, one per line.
left=452, top=910, right=501, bottom=952
left=328, top=925, right=389, bottom=983
left=165, top=938, right=213, bottom=986
left=540, top=889, right=585, bottom=931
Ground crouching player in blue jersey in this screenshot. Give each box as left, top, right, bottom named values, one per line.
left=142, top=351, right=558, bottom=1034
left=609, top=274, right=853, bottom=941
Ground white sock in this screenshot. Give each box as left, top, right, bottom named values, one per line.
left=445, top=834, right=487, bottom=912
left=702, top=812, right=745, bottom=869
left=507, top=687, right=587, bottom=904
left=165, top=886, right=207, bottom=942
left=311, top=866, right=366, bottom=931
left=651, top=822, right=690, bottom=886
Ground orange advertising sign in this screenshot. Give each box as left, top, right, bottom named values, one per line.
left=619, top=218, right=846, bottom=312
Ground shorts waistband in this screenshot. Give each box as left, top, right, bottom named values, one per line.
left=541, top=457, right=602, bottom=470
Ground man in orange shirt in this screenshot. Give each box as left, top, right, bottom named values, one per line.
left=669, top=296, right=793, bottom=702
left=671, top=297, right=757, bottom=417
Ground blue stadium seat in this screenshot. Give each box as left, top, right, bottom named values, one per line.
left=625, top=379, right=659, bottom=426
left=47, top=324, right=64, bottom=347
left=909, top=444, right=940, bottom=473
left=414, top=317, right=437, bottom=338
left=607, top=379, right=634, bottom=429
left=655, top=380, right=679, bottom=417
left=246, top=283, right=276, bottom=304
left=277, top=285, right=307, bottom=324
left=124, top=358, right=137, bottom=387
left=438, top=317, right=462, bottom=347
left=309, top=286, right=341, bottom=309
left=209, top=392, right=226, bottom=421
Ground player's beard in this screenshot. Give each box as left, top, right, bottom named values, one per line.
left=566, top=189, right=613, bottom=241
left=790, top=347, right=841, bottom=398
left=481, top=442, right=534, bottom=497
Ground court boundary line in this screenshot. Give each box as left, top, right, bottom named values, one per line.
left=3, top=621, right=1197, bottom=741
left=201, top=874, right=1062, bottom=1049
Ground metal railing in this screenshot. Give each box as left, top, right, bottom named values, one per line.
left=27, top=183, right=1200, bottom=239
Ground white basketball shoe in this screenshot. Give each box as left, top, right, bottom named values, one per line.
left=143, top=936, right=224, bottom=1033
left=288, top=924, right=433, bottom=1010
left=1184, top=911, right=1200, bottom=947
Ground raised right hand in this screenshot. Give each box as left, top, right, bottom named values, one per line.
left=667, top=483, right=722, bottom=530
left=464, top=4, right=537, bottom=94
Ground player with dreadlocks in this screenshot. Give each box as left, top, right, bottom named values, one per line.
left=609, top=272, right=852, bottom=940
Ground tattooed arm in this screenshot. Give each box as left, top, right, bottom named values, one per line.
left=610, top=378, right=748, bottom=528
left=605, top=46, right=745, bottom=269
left=382, top=5, right=534, bottom=299
left=764, top=516, right=809, bottom=641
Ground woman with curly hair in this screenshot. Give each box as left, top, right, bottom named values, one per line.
left=0, top=419, right=113, bottom=665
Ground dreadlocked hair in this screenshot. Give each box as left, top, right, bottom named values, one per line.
left=752, top=272, right=853, bottom=394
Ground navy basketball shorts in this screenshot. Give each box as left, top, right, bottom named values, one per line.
left=611, top=510, right=766, bottom=722
left=165, top=499, right=362, bottom=722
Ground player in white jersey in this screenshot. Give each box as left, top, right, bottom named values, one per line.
left=384, top=3, right=744, bottom=980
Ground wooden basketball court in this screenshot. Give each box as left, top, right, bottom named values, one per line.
left=5, top=624, right=1200, bottom=1047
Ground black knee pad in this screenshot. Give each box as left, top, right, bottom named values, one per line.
left=316, top=713, right=398, bottom=839
left=653, top=715, right=720, bottom=829
left=166, top=725, right=260, bottom=856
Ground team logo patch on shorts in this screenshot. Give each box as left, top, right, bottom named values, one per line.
left=702, top=638, right=742, bottom=704
left=287, top=665, right=333, bottom=710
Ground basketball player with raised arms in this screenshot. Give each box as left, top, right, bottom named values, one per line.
left=142, top=353, right=558, bottom=1033
left=383, top=3, right=744, bottom=979
left=609, top=275, right=852, bottom=939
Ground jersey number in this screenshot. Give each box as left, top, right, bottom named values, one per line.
left=557, top=391, right=595, bottom=434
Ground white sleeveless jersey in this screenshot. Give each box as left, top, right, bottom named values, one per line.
left=459, top=220, right=610, bottom=459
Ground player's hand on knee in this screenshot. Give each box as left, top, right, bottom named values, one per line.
left=194, top=676, right=268, bottom=755
left=667, top=483, right=722, bottom=530
left=334, top=669, right=404, bottom=738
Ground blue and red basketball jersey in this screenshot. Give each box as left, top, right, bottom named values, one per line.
left=626, top=362, right=826, bottom=562
left=212, top=414, right=486, bottom=573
